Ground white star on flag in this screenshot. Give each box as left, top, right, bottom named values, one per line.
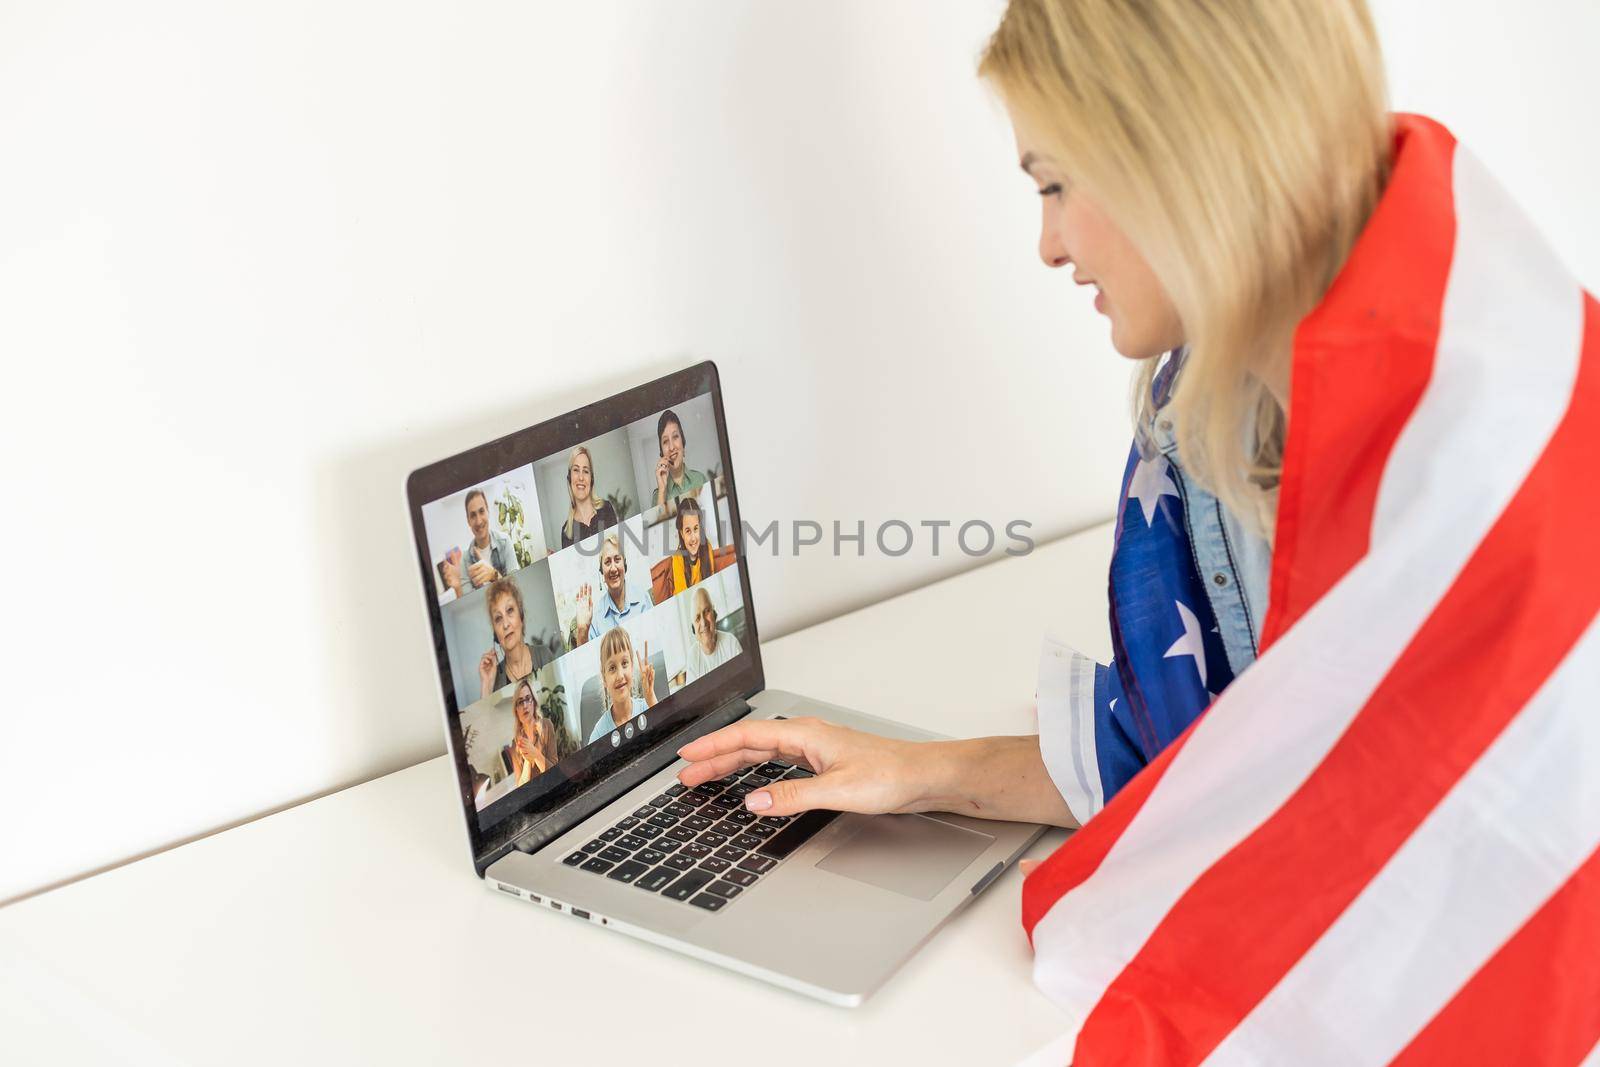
left=1127, top=454, right=1180, bottom=526
left=1163, top=599, right=1208, bottom=688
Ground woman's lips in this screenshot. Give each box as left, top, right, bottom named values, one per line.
left=1094, top=288, right=1108, bottom=313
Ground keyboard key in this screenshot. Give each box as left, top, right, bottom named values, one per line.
left=706, top=880, right=744, bottom=899
left=599, top=845, right=631, bottom=863
left=636, top=848, right=666, bottom=866
left=688, top=893, right=727, bottom=912
left=699, top=857, right=731, bottom=873
left=714, top=845, right=748, bottom=863
left=607, top=860, right=648, bottom=884
left=760, top=815, right=792, bottom=826
left=633, top=806, right=655, bottom=819
left=664, top=854, right=697, bottom=871
left=666, top=826, right=697, bottom=843
left=634, top=824, right=663, bottom=840
left=615, top=815, right=640, bottom=830
left=636, top=867, right=676, bottom=892
left=646, top=813, right=678, bottom=829
left=710, top=820, right=745, bottom=838
left=737, top=854, right=777, bottom=874
left=599, top=827, right=622, bottom=841
left=757, top=809, right=839, bottom=860
left=581, top=857, right=614, bottom=874
left=723, top=868, right=758, bottom=886
left=616, top=834, right=647, bottom=851
left=730, top=834, right=762, bottom=851
left=702, top=803, right=736, bottom=820
left=683, top=815, right=714, bottom=832
left=742, top=774, right=772, bottom=787
left=746, top=823, right=777, bottom=839
left=649, top=795, right=673, bottom=809
left=725, top=809, right=757, bottom=825
left=664, top=783, right=687, bottom=797
left=580, top=839, right=606, bottom=854
left=782, top=768, right=814, bottom=780
left=681, top=790, right=715, bottom=806
left=725, top=783, right=756, bottom=799
left=662, top=802, right=693, bottom=818
left=562, top=851, right=586, bottom=867
left=697, top=831, right=729, bottom=847
left=662, top=869, right=715, bottom=901
left=757, top=762, right=789, bottom=776
left=652, top=838, right=682, bottom=854
left=681, top=843, right=713, bottom=859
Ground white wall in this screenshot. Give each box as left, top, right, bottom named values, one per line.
left=2, top=0, right=1595, bottom=904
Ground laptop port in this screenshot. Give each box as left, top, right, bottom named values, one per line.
left=495, top=883, right=520, bottom=897
left=571, top=908, right=591, bottom=921
left=528, top=894, right=542, bottom=904
left=549, top=900, right=562, bottom=911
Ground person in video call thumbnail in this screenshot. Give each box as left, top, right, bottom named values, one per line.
left=668, top=495, right=714, bottom=594
left=443, top=488, right=513, bottom=598
left=505, top=677, right=577, bottom=785
left=573, top=531, right=653, bottom=645
left=587, top=625, right=658, bottom=745
left=478, top=578, right=553, bottom=699
left=560, top=445, right=621, bottom=548
left=686, top=585, right=743, bottom=683
left=653, top=410, right=708, bottom=508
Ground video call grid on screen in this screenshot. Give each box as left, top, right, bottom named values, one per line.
left=414, top=383, right=752, bottom=836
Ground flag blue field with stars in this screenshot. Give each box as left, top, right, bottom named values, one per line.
left=1089, top=363, right=1236, bottom=801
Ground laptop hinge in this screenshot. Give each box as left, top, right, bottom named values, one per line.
left=506, top=694, right=754, bottom=859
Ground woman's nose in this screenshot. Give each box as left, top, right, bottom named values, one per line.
left=1039, top=230, right=1069, bottom=269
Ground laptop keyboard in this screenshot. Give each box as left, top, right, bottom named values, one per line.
left=560, top=760, right=837, bottom=913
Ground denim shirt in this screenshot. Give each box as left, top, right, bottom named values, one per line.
left=1037, top=361, right=1274, bottom=824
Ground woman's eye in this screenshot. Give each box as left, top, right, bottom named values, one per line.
left=1038, top=183, right=1063, bottom=198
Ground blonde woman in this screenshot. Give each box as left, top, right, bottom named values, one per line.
left=560, top=445, right=619, bottom=548
left=676, top=0, right=1598, bottom=1054
left=504, top=678, right=576, bottom=786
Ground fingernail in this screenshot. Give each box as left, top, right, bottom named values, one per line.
left=745, top=791, right=771, bottom=812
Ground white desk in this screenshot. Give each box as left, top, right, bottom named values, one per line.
left=0, top=524, right=1115, bottom=1066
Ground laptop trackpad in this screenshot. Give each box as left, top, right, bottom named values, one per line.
left=814, top=814, right=994, bottom=901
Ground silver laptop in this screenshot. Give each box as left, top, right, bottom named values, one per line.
left=405, top=361, right=1044, bottom=1006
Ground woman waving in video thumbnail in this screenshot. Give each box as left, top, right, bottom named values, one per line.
left=478, top=578, right=553, bottom=699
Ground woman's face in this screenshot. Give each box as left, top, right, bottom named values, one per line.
left=1015, top=128, right=1184, bottom=360
left=491, top=594, right=524, bottom=649
left=603, top=648, right=634, bottom=707
left=693, top=605, right=718, bottom=653
left=569, top=453, right=593, bottom=500
left=514, top=685, right=538, bottom=732
left=679, top=512, right=702, bottom=558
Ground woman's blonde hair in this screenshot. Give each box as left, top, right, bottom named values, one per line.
left=564, top=445, right=605, bottom=541
left=979, top=0, right=1391, bottom=533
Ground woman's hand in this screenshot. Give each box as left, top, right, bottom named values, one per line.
left=675, top=717, right=939, bottom=818
left=478, top=651, right=497, bottom=699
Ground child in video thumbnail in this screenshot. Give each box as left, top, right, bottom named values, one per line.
left=667, top=495, right=713, bottom=595
left=479, top=578, right=553, bottom=699
left=506, top=678, right=577, bottom=785
left=587, top=625, right=658, bottom=744
left=561, top=445, right=621, bottom=548
left=686, top=585, right=743, bottom=682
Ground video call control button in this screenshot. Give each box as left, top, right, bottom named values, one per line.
left=688, top=893, right=726, bottom=912
left=581, top=858, right=614, bottom=875
left=636, top=714, right=647, bottom=731
left=610, top=731, right=621, bottom=748
left=624, top=724, right=634, bottom=740
left=723, top=869, right=759, bottom=887
left=662, top=869, right=715, bottom=901
left=705, top=881, right=743, bottom=900
left=635, top=868, right=676, bottom=893
left=606, top=860, right=649, bottom=884
left=563, top=852, right=586, bottom=867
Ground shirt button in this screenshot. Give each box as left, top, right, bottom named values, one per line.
left=1159, top=419, right=1174, bottom=433
left=1212, top=572, right=1229, bottom=587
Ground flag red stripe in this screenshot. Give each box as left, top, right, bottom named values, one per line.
left=1259, top=114, right=1456, bottom=652
left=1072, top=290, right=1600, bottom=1065
left=1390, top=843, right=1600, bottom=1067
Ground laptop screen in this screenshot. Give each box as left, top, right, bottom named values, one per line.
left=408, top=365, right=759, bottom=856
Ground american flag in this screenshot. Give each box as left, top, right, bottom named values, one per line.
left=1022, top=114, right=1600, bottom=1065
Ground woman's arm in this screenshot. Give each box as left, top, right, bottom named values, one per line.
left=675, top=717, right=1079, bottom=829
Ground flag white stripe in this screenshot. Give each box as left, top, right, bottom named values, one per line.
left=1031, top=145, right=1586, bottom=1037
left=1210, top=614, right=1600, bottom=1064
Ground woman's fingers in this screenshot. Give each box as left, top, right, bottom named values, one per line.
left=743, top=771, right=848, bottom=818
left=676, top=718, right=817, bottom=765
left=675, top=747, right=778, bottom=788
